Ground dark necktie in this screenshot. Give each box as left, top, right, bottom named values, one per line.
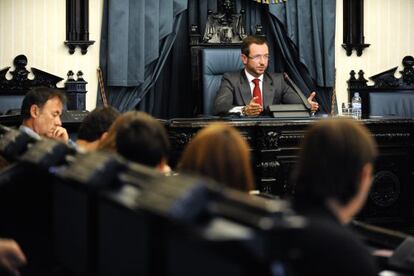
left=252, top=79, right=262, bottom=106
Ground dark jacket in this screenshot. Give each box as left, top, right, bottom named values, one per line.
left=284, top=202, right=379, bottom=276
left=213, top=70, right=303, bottom=115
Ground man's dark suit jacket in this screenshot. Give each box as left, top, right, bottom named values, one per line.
left=213, top=70, right=303, bottom=115
left=285, top=202, right=379, bottom=276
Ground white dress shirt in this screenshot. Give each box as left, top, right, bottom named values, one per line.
left=229, top=70, right=264, bottom=115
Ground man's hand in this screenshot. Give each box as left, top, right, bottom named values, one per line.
left=53, top=126, right=69, bottom=143
left=307, top=91, right=319, bottom=113
left=243, top=97, right=263, bottom=116
left=0, top=239, right=27, bottom=276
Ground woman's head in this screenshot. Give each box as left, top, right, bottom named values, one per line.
left=179, top=123, right=255, bottom=192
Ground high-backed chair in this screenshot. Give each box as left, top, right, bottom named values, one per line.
left=200, top=48, right=244, bottom=115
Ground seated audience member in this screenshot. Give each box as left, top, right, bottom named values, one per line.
left=178, top=123, right=254, bottom=192
left=288, top=118, right=378, bottom=275
left=76, top=106, right=120, bottom=151
left=20, top=87, right=69, bottom=143
left=0, top=238, right=26, bottom=276
left=213, top=35, right=319, bottom=116
left=98, top=111, right=144, bottom=152
left=99, top=111, right=171, bottom=173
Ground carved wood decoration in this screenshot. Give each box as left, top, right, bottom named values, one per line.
left=65, top=0, right=95, bottom=55
left=166, top=118, right=414, bottom=225
left=202, top=0, right=247, bottom=43
left=0, top=55, right=63, bottom=95
left=342, top=0, right=370, bottom=56
left=64, top=70, right=87, bottom=110
left=347, top=56, right=414, bottom=118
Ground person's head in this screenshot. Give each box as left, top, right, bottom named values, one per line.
left=76, top=106, right=120, bottom=151
left=99, top=111, right=170, bottom=170
left=241, top=35, right=269, bottom=78
left=115, top=112, right=170, bottom=169
left=293, top=118, right=378, bottom=223
left=178, top=123, right=255, bottom=192
left=21, top=87, right=66, bottom=138
left=98, top=111, right=139, bottom=152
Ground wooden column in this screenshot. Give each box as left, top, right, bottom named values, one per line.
left=342, top=0, right=370, bottom=56
left=64, top=0, right=94, bottom=55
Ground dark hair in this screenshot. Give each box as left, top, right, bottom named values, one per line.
left=77, top=106, right=120, bottom=142
left=115, top=111, right=170, bottom=167
left=241, top=35, right=268, bottom=56
left=21, top=87, right=66, bottom=120
left=178, top=123, right=255, bottom=192
left=293, top=118, right=378, bottom=205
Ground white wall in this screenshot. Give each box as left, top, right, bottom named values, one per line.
left=335, top=0, right=414, bottom=110
left=0, top=0, right=103, bottom=111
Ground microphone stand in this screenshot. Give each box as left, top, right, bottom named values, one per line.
left=283, top=73, right=312, bottom=114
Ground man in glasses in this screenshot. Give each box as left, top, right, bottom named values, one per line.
left=213, top=35, right=319, bottom=116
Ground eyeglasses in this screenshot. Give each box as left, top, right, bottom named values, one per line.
left=247, top=54, right=270, bottom=62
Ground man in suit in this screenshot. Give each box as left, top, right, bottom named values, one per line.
left=213, top=35, right=319, bottom=116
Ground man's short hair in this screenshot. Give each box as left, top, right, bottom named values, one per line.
left=115, top=111, right=170, bottom=167
left=21, top=87, right=66, bottom=120
left=293, top=118, right=378, bottom=205
left=241, top=35, right=268, bottom=56
left=77, top=106, right=120, bottom=142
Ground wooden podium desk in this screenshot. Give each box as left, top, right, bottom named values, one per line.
left=166, top=117, right=414, bottom=224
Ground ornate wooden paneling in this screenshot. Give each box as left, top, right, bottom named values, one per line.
left=0, top=55, right=63, bottom=95
left=166, top=118, right=414, bottom=224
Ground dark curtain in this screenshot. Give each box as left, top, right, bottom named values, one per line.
left=137, top=11, right=193, bottom=118
left=98, top=0, right=187, bottom=113
left=269, top=0, right=336, bottom=113
left=99, top=0, right=335, bottom=117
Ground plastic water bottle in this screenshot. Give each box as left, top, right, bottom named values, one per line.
left=351, top=92, right=362, bottom=120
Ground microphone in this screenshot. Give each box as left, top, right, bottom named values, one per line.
left=283, top=73, right=312, bottom=111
